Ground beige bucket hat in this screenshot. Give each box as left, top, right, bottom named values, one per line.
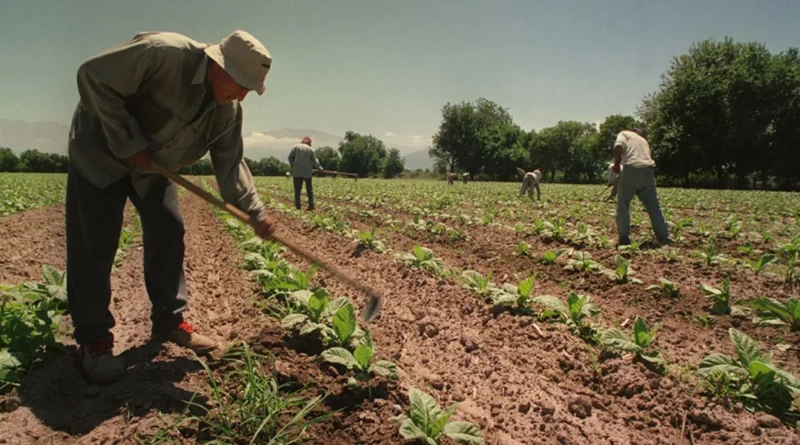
left=204, top=30, right=271, bottom=95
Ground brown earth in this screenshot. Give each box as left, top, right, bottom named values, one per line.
left=258, top=187, right=800, bottom=444
left=1, top=180, right=799, bottom=445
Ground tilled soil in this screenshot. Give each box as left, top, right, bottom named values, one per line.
left=1, top=181, right=799, bottom=444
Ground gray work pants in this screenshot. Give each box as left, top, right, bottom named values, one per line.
left=66, top=161, right=187, bottom=345
left=615, top=165, right=670, bottom=244
left=293, top=176, right=314, bottom=209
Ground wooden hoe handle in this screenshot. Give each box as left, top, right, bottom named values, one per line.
left=149, top=162, right=384, bottom=322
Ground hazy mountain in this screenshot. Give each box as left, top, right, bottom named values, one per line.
left=0, top=119, right=435, bottom=169
left=0, top=119, right=70, bottom=154
left=402, top=148, right=434, bottom=171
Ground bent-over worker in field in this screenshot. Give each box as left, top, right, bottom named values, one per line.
left=612, top=128, right=671, bottom=246
left=462, top=172, right=470, bottom=184
left=66, top=30, right=277, bottom=384
left=516, top=167, right=542, bottom=200
left=288, top=136, right=323, bottom=210
left=448, top=172, right=455, bottom=185
left=605, top=162, right=622, bottom=202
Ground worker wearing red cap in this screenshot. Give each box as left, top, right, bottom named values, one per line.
left=288, top=136, right=322, bottom=210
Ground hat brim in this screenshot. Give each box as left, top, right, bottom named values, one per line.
left=204, top=45, right=266, bottom=96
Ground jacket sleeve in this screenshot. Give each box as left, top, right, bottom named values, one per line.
left=208, top=104, right=269, bottom=222
left=288, top=146, right=295, bottom=166
left=75, top=33, right=163, bottom=160
left=312, top=152, right=321, bottom=170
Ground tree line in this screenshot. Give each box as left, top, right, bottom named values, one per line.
left=430, top=37, right=800, bottom=190
left=0, top=130, right=409, bottom=179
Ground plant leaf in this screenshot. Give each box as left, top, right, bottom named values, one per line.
left=398, top=418, right=430, bottom=441
left=517, top=276, right=535, bottom=298
left=531, top=295, right=567, bottom=313
left=442, top=420, right=485, bottom=444
left=320, top=347, right=358, bottom=368
left=371, top=360, right=399, bottom=380
left=353, top=344, right=373, bottom=370
left=600, top=328, right=642, bottom=353
left=408, top=387, right=443, bottom=437
left=332, top=304, right=357, bottom=346
left=697, top=353, right=748, bottom=378
left=729, top=328, right=762, bottom=368
left=280, top=313, right=308, bottom=330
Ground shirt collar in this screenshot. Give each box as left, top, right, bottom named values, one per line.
left=191, top=53, right=209, bottom=85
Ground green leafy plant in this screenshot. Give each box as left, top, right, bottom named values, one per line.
left=461, top=270, right=498, bottom=299
left=600, top=316, right=664, bottom=366
left=280, top=289, right=364, bottom=348
left=749, top=298, right=800, bottom=331
left=491, top=276, right=535, bottom=313
left=699, top=278, right=749, bottom=316
left=356, top=229, right=390, bottom=253
left=605, top=255, right=643, bottom=284
left=744, top=254, right=777, bottom=276
left=515, top=241, right=532, bottom=257
left=320, top=334, right=399, bottom=398
left=563, top=251, right=602, bottom=273
left=1, top=265, right=68, bottom=388
left=698, top=328, right=800, bottom=421
left=538, top=248, right=569, bottom=265
left=646, top=278, right=680, bottom=298
left=390, top=387, right=484, bottom=445
left=531, top=292, right=601, bottom=341
left=397, top=246, right=446, bottom=276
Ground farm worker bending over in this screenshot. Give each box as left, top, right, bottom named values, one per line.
left=288, top=136, right=322, bottom=210
left=462, top=172, right=470, bottom=184
left=66, top=30, right=276, bottom=384
left=605, top=162, right=622, bottom=201
left=516, top=167, right=541, bottom=200
left=448, top=172, right=456, bottom=185
left=612, top=128, right=671, bottom=246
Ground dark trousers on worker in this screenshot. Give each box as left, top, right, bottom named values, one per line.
left=293, top=176, right=314, bottom=210
left=66, top=161, right=187, bottom=346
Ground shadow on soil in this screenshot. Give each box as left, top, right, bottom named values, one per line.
left=15, top=340, right=207, bottom=435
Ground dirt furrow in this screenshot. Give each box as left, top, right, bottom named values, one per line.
left=260, top=202, right=800, bottom=444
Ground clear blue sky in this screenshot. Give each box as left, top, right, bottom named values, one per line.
left=1, top=0, right=799, bottom=147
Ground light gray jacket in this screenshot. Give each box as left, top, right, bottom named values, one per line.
left=67, top=31, right=268, bottom=221
left=288, top=143, right=321, bottom=178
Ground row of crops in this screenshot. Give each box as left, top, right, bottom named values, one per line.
left=0, top=173, right=66, bottom=216
left=252, top=176, right=800, bottom=429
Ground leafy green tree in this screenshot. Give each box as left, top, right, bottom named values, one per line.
left=638, top=37, right=792, bottom=188
left=431, top=98, right=516, bottom=177
left=315, top=146, right=340, bottom=171
left=0, top=147, right=20, bottom=172
left=258, top=156, right=290, bottom=176
left=338, top=131, right=387, bottom=177
left=383, top=148, right=405, bottom=179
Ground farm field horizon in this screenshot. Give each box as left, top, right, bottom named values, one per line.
left=1, top=172, right=800, bottom=444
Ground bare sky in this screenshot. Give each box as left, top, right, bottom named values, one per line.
left=1, top=0, right=799, bottom=147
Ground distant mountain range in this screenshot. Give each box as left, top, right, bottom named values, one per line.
left=0, top=119, right=434, bottom=170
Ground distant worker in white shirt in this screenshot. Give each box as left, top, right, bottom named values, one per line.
left=517, top=167, right=542, bottom=200
left=605, top=162, right=622, bottom=201
left=612, top=128, right=671, bottom=246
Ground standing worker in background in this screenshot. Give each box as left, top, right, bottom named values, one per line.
left=288, top=136, right=322, bottom=210
left=66, top=30, right=276, bottom=384
left=516, top=167, right=542, bottom=200
left=605, top=162, right=621, bottom=202
left=612, top=128, right=671, bottom=246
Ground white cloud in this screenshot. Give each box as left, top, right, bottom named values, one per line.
left=384, top=131, right=397, bottom=137
left=410, top=135, right=432, bottom=145
left=243, top=132, right=298, bottom=149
